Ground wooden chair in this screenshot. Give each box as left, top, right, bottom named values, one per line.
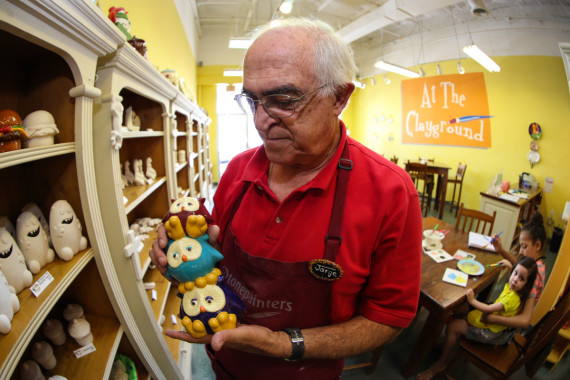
left=444, top=289, right=570, bottom=379
left=448, top=163, right=467, bottom=217
left=406, top=161, right=434, bottom=217
left=343, top=347, right=383, bottom=375
left=390, top=155, right=399, bottom=164
left=455, top=203, right=496, bottom=235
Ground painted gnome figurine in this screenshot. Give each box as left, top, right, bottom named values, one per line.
left=162, top=196, right=245, bottom=338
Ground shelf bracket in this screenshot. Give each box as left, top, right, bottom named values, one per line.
left=124, top=230, right=144, bottom=281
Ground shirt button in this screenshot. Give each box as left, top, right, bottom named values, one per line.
left=275, top=217, right=282, bottom=224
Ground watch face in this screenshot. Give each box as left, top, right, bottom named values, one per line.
left=529, top=122, right=542, bottom=140
left=530, top=140, right=539, bottom=151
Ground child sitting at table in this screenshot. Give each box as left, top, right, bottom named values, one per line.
left=417, top=256, right=538, bottom=380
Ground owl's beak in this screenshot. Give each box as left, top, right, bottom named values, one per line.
left=182, top=255, right=188, bottom=262
left=200, top=305, right=206, bottom=313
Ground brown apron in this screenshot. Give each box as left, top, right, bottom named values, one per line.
left=207, top=143, right=351, bottom=380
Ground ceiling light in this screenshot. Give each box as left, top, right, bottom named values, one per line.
left=223, top=69, right=243, bottom=77
left=457, top=61, right=465, bottom=74
left=468, top=0, right=489, bottom=17
left=228, top=37, right=252, bottom=49
left=463, top=44, right=500, bottom=72
left=383, top=75, right=391, bottom=85
left=374, top=60, right=420, bottom=78
left=279, top=0, right=294, bottom=14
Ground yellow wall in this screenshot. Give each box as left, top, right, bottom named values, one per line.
left=99, top=0, right=197, bottom=96
left=346, top=56, right=570, bottom=237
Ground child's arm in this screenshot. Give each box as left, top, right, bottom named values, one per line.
left=481, top=296, right=534, bottom=329
left=465, top=289, right=505, bottom=314
left=491, top=236, right=516, bottom=265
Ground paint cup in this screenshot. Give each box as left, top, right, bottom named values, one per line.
left=423, top=229, right=445, bottom=249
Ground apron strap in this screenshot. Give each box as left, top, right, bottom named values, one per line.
left=324, top=142, right=352, bottom=261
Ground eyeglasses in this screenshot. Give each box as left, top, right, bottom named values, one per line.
left=234, top=84, right=329, bottom=118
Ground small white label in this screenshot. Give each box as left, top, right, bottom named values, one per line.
left=171, top=314, right=177, bottom=324
left=151, top=289, right=157, bottom=300
left=30, top=271, right=54, bottom=297
left=144, top=282, right=156, bottom=290
left=74, top=343, right=96, bottom=358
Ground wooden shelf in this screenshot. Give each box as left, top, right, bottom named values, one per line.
left=163, top=286, right=183, bottom=363
left=48, top=313, right=122, bottom=379
left=0, top=143, right=75, bottom=170
left=124, top=177, right=167, bottom=214
left=0, top=248, right=93, bottom=377
left=143, top=268, right=171, bottom=322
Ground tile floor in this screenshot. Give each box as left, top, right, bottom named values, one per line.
left=190, top=202, right=569, bottom=379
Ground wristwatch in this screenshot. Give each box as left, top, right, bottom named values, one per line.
left=283, top=327, right=304, bottom=361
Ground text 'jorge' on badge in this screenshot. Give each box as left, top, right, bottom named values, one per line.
left=308, top=259, right=343, bottom=281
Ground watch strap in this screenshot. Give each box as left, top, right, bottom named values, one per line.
left=283, top=327, right=304, bottom=361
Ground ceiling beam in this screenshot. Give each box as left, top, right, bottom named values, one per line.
left=339, top=0, right=463, bottom=43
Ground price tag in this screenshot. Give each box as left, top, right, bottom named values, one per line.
left=74, top=343, right=96, bottom=358
left=30, top=271, right=54, bottom=297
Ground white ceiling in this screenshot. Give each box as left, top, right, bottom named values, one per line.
left=184, top=0, right=570, bottom=78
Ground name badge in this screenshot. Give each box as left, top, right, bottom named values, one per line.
left=308, top=259, right=343, bottom=281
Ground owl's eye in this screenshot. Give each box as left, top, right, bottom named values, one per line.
left=191, top=298, right=198, bottom=306
left=173, top=252, right=179, bottom=259
left=205, top=296, right=213, bottom=304
left=185, top=246, right=193, bottom=252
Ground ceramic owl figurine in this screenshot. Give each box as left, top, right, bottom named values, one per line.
left=0, top=227, right=33, bottom=293
left=165, top=234, right=224, bottom=283
left=49, top=200, right=88, bottom=261
left=16, top=211, right=55, bottom=274
left=162, top=196, right=214, bottom=240
left=0, top=270, right=20, bottom=334
left=178, top=269, right=245, bottom=338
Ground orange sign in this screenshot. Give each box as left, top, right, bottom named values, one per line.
left=402, top=73, right=492, bottom=148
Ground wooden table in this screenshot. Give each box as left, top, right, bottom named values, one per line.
left=402, top=217, right=503, bottom=377
left=407, top=161, right=450, bottom=219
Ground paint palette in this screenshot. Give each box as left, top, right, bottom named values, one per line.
left=457, top=259, right=485, bottom=276
left=425, top=249, right=454, bottom=263
left=442, top=268, right=468, bottom=287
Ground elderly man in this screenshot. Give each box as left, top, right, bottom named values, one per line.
left=151, top=18, right=422, bottom=379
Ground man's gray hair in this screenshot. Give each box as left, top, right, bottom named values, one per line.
left=249, top=18, right=357, bottom=97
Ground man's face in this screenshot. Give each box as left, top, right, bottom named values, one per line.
left=242, top=29, right=341, bottom=170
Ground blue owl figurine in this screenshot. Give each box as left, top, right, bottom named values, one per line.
left=165, top=234, right=224, bottom=283
left=178, top=269, right=246, bottom=338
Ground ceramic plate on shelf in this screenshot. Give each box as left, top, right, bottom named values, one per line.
left=457, top=259, right=485, bottom=276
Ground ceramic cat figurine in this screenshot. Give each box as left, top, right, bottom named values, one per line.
left=16, top=211, right=54, bottom=274
left=49, top=200, right=88, bottom=261
left=0, top=227, right=33, bottom=293
left=0, top=270, right=20, bottom=334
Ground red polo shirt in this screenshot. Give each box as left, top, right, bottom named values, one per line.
left=213, top=122, right=422, bottom=328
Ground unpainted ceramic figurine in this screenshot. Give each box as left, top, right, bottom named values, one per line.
left=19, top=360, right=46, bottom=380
left=124, top=106, right=140, bottom=132
left=22, top=110, right=60, bottom=148
left=124, top=160, right=135, bottom=185
left=49, top=200, right=88, bottom=261
left=145, top=157, right=157, bottom=181
left=63, top=303, right=84, bottom=322
left=178, top=269, right=245, bottom=338
left=110, top=96, right=124, bottom=150
left=120, top=163, right=127, bottom=189
left=31, top=341, right=57, bottom=370
left=16, top=211, right=54, bottom=274
left=68, top=318, right=93, bottom=346
left=178, top=149, right=186, bottom=164
left=133, top=159, right=146, bottom=186
left=0, top=270, right=20, bottom=334
left=0, top=227, right=33, bottom=293
left=0, top=216, right=15, bottom=236
left=43, top=319, right=66, bottom=346
left=22, top=202, right=52, bottom=247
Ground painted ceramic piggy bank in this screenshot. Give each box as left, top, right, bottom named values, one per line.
left=50, top=200, right=88, bottom=261
left=0, top=227, right=33, bottom=293
left=0, top=270, right=20, bottom=334
left=16, top=211, right=54, bottom=274
left=178, top=269, right=245, bottom=338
